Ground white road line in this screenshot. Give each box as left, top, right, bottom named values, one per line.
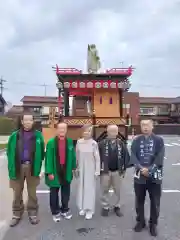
left=163, top=190, right=180, bottom=193
left=37, top=190, right=50, bottom=194
left=172, top=163, right=180, bottom=166
left=37, top=189, right=180, bottom=194
left=164, top=144, right=173, bottom=146
left=171, top=143, right=180, bottom=146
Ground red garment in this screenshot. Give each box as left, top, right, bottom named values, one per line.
left=58, top=138, right=66, bottom=165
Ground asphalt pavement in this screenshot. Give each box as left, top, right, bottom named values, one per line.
left=0, top=136, right=180, bottom=240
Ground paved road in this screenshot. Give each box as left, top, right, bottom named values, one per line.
left=0, top=136, right=180, bottom=240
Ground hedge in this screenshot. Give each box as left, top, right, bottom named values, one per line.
left=0, top=117, right=16, bottom=135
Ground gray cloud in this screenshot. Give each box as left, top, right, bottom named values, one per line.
left=0, top=0, right=180, bottom=103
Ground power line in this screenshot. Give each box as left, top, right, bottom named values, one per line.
left=42, top=83, right=48, bottom=96
left=134, top=84, right=180, bottom=89
left=7, top=80, right=180, bottom=90
left=3, top=79, right=180, bottom=93
left=5, top=81, right=55, bottom=96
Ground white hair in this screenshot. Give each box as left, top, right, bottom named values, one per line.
left=107, top=125, right=118, bottom=131
left=82, top=124, right=93, bottom=132
left=140, top=119, right=154, bottom=125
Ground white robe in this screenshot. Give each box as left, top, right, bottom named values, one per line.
left=76, top=138, right=100, bottom=212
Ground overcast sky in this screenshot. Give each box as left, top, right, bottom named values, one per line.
left=0, top=0, right=180, bottom=104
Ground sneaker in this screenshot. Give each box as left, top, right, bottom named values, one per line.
left=79, top=210, right=85, bottom=216
left=114, top=207, right=123, bottom=217
left=149, top=224, right=158, bottom=237
left=61, top=210, right=72, bottom=219
left=85, top=211, right=93, bottom=220
left=101, top=208, right=109, bottom=217
left=29, top=216, right=39, bottom=225
left=52, top=213, right=61, bottom=222
left=9, top=217, right=21, bottom=227
left=134, top=222, right=146, bottom=232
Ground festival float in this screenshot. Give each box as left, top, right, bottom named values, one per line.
left=43, top=44, right=134, bottom=144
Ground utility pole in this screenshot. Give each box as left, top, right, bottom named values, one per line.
left=0, top=76, right=6, bottom=96
left=42, top=83, right=47, bottom=96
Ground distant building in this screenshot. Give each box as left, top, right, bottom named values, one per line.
left=139, top=96, right=180, bottom=123
left=21, top=96, right=59, bottom=124
left=6, top=94, right=180, bottom=125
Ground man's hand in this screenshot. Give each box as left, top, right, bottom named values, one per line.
left=73, top=169, right=79, bottom=178
left=141, top=168, right=149, bottom=177
left=48, top=174, right=54, bottom=180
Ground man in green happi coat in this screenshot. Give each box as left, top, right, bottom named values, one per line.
left=7, top=113, right=45, bottom=227
left=45, top=121, right=76, bottom=222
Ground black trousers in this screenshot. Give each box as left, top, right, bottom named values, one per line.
left=50, top=182, right=70, bottom=215
left=134, top=181, right=161, bottom=225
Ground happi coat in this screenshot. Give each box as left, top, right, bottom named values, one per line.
left=98, top=138, right=130, bottom=175
left=131, top=133, right=165, bottom=184
left=45, top=137, right=76, bottom=188
left=76, top=138, right=100, bottom=212
left=7, top=130, right=45, bottom=180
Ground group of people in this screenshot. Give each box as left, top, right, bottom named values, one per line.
left=7, top=113, right=165, bottom=237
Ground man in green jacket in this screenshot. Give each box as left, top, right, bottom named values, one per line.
left=7, top=113, right=45, bottom=227
left=45, top=121, right=76, bottom=222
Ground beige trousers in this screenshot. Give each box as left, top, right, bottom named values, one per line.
left=100, top=171, right=123, bottom=209
left=10, top=164, right=40, bottom=218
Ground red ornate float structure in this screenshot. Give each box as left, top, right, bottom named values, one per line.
left=43, top=64, right=134, bottom=143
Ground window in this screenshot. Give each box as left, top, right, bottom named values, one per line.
left=100, top=96, right=102, bottom=104
left=42, top=106, right=49, bottom=114
left=109, top=97, right=113, bottom=104
left=140, top=107, right=155, bottom=115
left=158, top=106, right=168, bottom=114
left=33, top=107, right=41, bottom=113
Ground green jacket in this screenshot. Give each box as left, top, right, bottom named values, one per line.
left=45, top=137, right=76, bottom=187
left=7, top=130, right=45, bottom=180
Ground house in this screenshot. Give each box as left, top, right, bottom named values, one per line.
left=139, top=97, right=178, bottom=123
left=18, top=94, right=180, bottom=126
left=21, top=96, right=60, bottom=124
left=169, top=96, right=180, bottom=123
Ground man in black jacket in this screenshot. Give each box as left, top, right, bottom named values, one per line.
left=99, top=125, right=130, bottom=217
left=131, top=119, right=165, bottom=237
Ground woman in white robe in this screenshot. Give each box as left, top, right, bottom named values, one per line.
left=76, top=124, right=100, bottom=220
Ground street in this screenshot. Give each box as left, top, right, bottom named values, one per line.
left=0, top=136, right=180, bottom=240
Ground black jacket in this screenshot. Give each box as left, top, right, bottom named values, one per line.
left=98, top=138, right=130, bottom=174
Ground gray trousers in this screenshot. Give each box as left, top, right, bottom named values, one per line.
left=10, top=164, right=40, bottom=218
left=100, top=171, right=123, bottom=209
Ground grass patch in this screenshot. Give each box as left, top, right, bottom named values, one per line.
left=0, top=143, right=7, bottom=150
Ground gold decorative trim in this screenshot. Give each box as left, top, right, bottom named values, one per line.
left=62, top=118, right=126, bottom=126
left=96, top=118, right=126, bottom=125
left=64, top=118, right=92, bottom=125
